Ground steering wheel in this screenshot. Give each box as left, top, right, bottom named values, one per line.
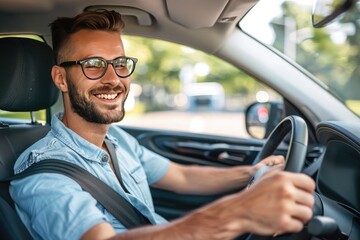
left=244, top=115, right=308, bottom=240
left=249, top=115, right=308, bottom=182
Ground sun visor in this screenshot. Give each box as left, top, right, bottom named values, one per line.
left=85, top=6, right=153, bottom=26
left=166, top=0, right=258, bottom=29
left=166, top=0, right=228, bottom=28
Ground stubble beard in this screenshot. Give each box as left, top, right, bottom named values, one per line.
left=66, top=75, right=127, bottom=124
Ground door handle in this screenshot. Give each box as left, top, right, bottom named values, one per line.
left=217, top=151, right=246, bottom=162
left=164, top=141, right=261, bottom=164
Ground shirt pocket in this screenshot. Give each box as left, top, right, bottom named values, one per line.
left=127, top=165, right=153, bottom=206
left=129, top=164, right=147, bottom=183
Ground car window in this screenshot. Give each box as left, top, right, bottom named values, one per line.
left=0, top=35, right=47, bottom=124
left=240, top=0, right=360, bottom=117
left=116, top=36, right=282, bottom=138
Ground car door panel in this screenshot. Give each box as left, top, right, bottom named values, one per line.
left=122, top=125, right=271, bottom=166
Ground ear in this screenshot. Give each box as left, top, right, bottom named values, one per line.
left=51, top=65, right=68, bottom=93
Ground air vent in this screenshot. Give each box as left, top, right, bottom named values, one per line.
left=305, top=146, right=324, bottom=167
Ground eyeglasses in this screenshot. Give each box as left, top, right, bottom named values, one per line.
left=60, top=56, right=138, bottom=80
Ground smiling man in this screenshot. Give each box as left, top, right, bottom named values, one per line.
left=10, top=10, right=315, bottom=240
left=55, top=29, right=132, bottom=136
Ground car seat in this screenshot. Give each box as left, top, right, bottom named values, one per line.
left=0, top=37, right=59, bottom=240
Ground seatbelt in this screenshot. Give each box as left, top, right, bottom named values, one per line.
left=7, top=159, right=152, bottom=229
left=104, top=139, right=130, bottom=194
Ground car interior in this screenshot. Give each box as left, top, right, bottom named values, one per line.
left=0, top=0, right=359, bottom=239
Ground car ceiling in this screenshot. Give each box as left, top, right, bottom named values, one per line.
left=0, top=0, right=258, bottom=53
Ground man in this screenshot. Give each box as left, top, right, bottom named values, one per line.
left=10, top=10, right=315, bottom=240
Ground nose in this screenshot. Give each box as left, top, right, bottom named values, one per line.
left=100, top=63, right=122, bottom=85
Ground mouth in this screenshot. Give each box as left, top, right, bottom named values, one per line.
left=95, top=93, right=119, bottom=100
left=91, top=85, right=125, bottom=104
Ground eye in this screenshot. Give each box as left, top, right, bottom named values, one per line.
left=114, top=58, right=128, bottom=69
left=84, top=59, right=105, bottom=69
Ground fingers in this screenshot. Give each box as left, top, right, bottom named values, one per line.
left=255, top=155, right=285, bottom=171
left=290, top=177, right=315, bottom=224
left=291, top=201, right=314, bottom=223
left=266, top=163, right=284, bottom=173
left=276, top=215, right=305, bottom=234
left=231, top=170, right=316, bottom=236
left=263, top=170, right=315, bottom=194
left=272, top=202, right=312, bottom=236
left=263, top=155, right=285, bottom=165
left=273, top=173, right=315, bottom=225
left=253, top=172, right=315, bottom=233
left=287, top=172, right=316, bottom=194
left=268, top=172, right=315, bottom=208
left=294, top=186, right=315, bottom=207
left=273, top=155, right=285, bottom=165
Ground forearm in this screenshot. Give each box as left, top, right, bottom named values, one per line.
left=167, top=164, right=255, bottom=195
left=113, top=194, right=247, bottom=240
left=84, top=170, right=315, bottom=240
left=152, top=155, right=284, bottom=195
left=117, top=171, right=315, bottom=240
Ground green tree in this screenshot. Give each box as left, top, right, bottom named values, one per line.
left=272, top=1, right=357, bottom=101
left=123, top=36, right=273, bottom=112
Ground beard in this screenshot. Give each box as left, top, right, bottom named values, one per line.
left=66, top=74, right=127, bottom=124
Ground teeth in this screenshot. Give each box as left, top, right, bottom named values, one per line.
left=96, top=93, right=118, bottom=100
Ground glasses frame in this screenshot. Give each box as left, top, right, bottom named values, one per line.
left=60, top=56, right=138, bottom=80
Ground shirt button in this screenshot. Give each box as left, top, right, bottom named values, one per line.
left=101, top=155, right=109, bottom=163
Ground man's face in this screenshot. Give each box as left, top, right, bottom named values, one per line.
left=63, top=30, right=130, bottom=124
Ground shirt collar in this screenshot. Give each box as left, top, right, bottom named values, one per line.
left=51, top=112, right=115, bottom=162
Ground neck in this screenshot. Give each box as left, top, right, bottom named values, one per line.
left=62, top=111, right=109, bottom=148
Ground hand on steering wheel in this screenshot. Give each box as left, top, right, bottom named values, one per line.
left=247, top=115, right=308, bottom=189
left=245, top=115, right=309, bottom=239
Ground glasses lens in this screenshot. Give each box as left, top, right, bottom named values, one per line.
left=113, top=57, right=135, bottom=77
left=83, top=58, right=106, bottom=79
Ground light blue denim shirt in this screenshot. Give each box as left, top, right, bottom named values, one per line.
left=9, top=112, right=170, bottom=240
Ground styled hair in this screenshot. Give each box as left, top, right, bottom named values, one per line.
left=49, top=10, right=125, bottom=64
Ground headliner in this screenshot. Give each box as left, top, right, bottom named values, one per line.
left=0, top=0, right=258, bottom=53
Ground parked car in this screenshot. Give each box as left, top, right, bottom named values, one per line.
left=0, top=0, right=359, bottom=239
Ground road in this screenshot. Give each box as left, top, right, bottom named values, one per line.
left=119, top=111, right=250, bottom=138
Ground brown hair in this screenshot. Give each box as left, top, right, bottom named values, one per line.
left=50, top=10, right=125, bottom=64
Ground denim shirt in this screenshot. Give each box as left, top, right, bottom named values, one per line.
left=9, top=113, right=170, bottom=240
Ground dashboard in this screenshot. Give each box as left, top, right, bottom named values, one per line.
left=312, top=121, right=360, bottom=239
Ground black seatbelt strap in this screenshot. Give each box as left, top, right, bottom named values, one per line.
left=7, top=159, right=152, bottom=229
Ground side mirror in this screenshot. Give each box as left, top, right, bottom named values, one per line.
left=312, top=0, right=356, bottom=28
left=245, top=101, right=284, bottom=139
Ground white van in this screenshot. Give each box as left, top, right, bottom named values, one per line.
left=183, top=82, right=225, bottom=111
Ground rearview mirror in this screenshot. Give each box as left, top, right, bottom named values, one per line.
left=312, top=0, right=356, bottom=28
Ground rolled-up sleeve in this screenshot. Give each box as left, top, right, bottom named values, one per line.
left=137, top=146, right=170, bottom=185
left=10, top=173, right=108, bottom=240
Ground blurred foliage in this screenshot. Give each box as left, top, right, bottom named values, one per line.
left=0, top=34, right=44, bottom=42
left=123, top=36, right=277, bottom=112
left=0, top=33, right=278, bottom=121
left=0, top=110, right=46, bottom=122
left=268, top=1, right=360, bottom=116
left=282, top=2, right=358, bottom=99
left=123, top=35, right=262, bottom=95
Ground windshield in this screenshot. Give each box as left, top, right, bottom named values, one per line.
left=240, top=0, right=360, bottom=117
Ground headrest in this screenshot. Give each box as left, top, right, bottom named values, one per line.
left=0, top=37, right=59, bottom=112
